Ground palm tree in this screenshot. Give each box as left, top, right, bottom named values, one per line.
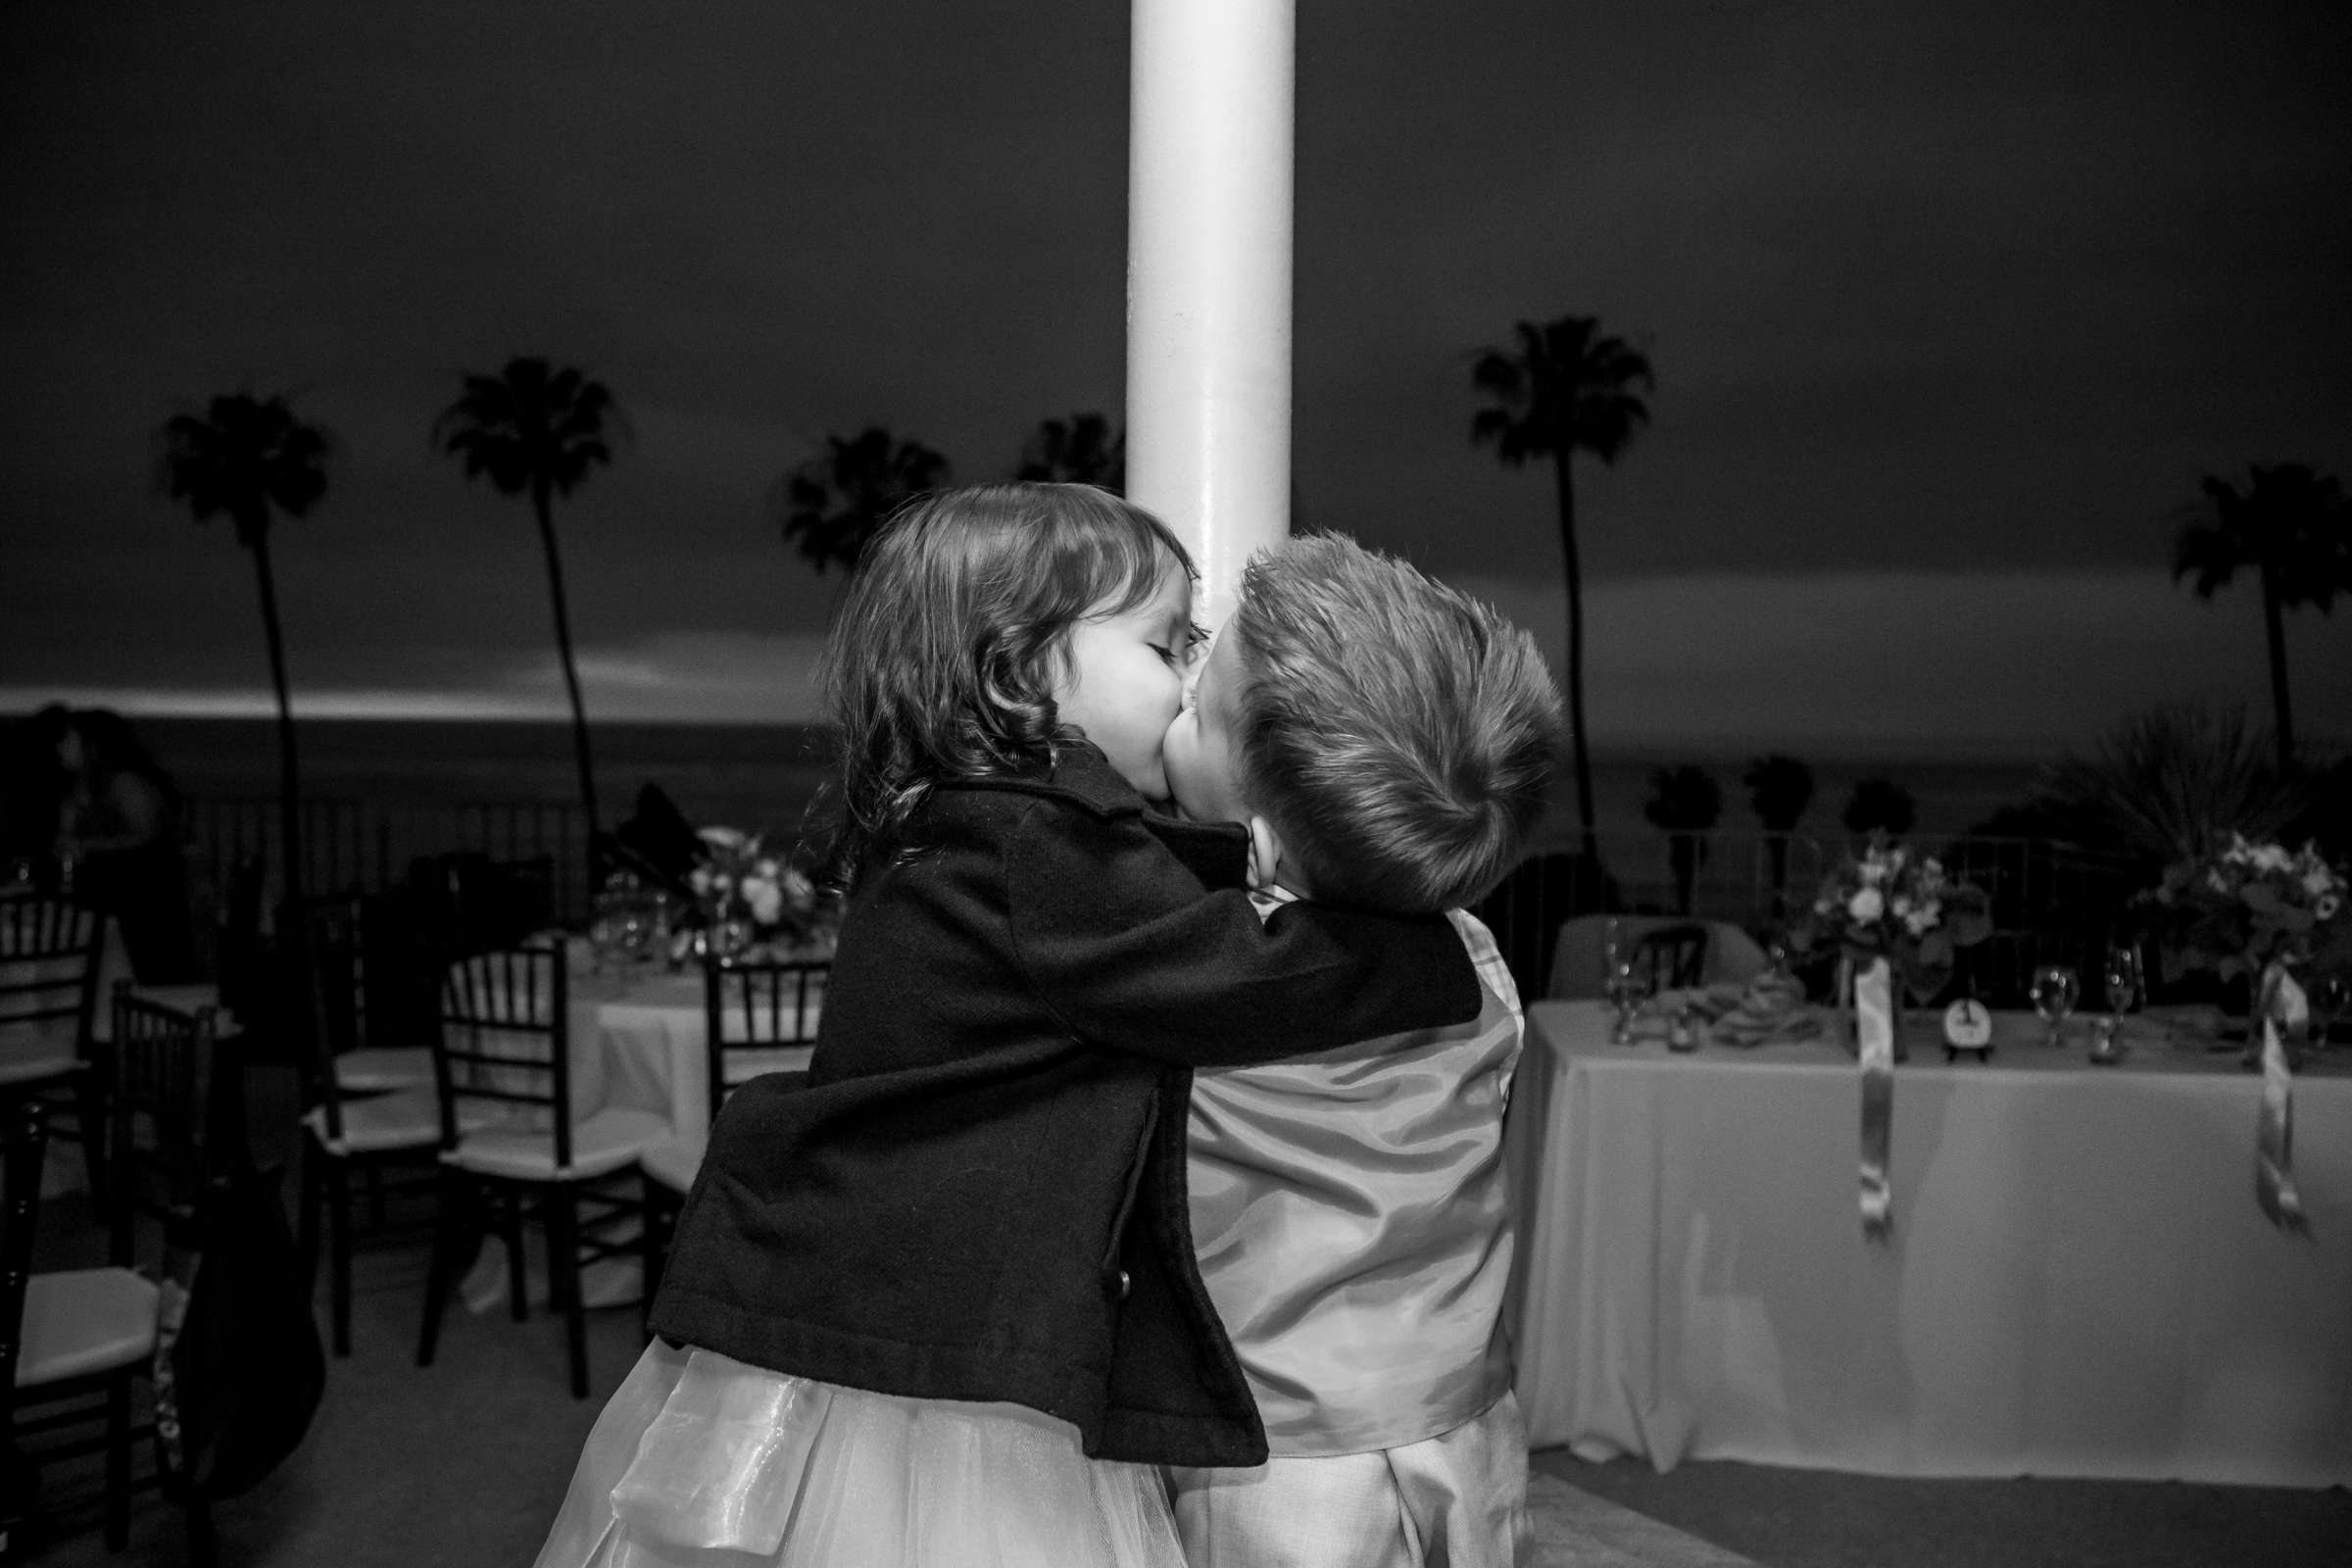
left=434, top=358, right=623, bottom=842
left=1643, top=764, right=1721, bottom=916
left=2173, top=463, right=2352, bottom=770
left=1472, top=316, right=1654, bottom=864
left=773, top=426, right=951, bottom=575
left=158, top=392, right=330, bottom=902
left=1015, top=413, right=1125, bottom=493
left=1743, top=753, right=1815, bottom=914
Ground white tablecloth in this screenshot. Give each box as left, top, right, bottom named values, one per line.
left=1505, top=1001, right=2352, bottom=1486
left=566, top=966, right=816, bottom=1143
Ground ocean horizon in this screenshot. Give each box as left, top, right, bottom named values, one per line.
left=131, top=714, right=2057, bottom=853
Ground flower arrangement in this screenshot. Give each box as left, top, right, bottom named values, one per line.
left=688, top=826, right=837, bottom=955
left=1789, top=835, right=1993, bottom=981
left=2146, top=834, right=2346, bottom=986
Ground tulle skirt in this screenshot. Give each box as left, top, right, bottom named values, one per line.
left=534, top=1340, right=1187, bottom=1568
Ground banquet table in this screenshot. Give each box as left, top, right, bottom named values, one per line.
left=462, top=952, right=819, bottom=1312
left=1504, top=1000, right=2352, bottom=1487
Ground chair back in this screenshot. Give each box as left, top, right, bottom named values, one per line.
left=215, top=851, right=268, bottom=1023
left=701, top=956, right=827, bottom=1122
left=109, top=987, right=221, bottom=1266
left=412, top=854, right=555, bottom=962
left=0, top=1099, right=48, bottom=1413
left=295, top=892, right=368, bottom=1144
left=434, top=945, right=570, bottom=1163
left=0, top=899, right=101, bottom=1058
left=1631, top=923, right=1710, bottom=992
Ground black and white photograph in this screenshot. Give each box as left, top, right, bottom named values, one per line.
left=2, top=2, right=2347, bottom=1564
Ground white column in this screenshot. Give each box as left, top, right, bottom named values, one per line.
left=1125, top=0, right=1295, bottom=626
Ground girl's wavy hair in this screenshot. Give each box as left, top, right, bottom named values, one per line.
left=813, top=482, right=1194, bottom=888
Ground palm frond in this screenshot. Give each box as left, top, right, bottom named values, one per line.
left=775, top=425, right=952, bottom=573
left=2041, top=703, right=2299, bottom=867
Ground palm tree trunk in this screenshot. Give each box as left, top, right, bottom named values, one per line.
left=1670, top=836, right=1696, bottom=915
left=2259, top=558, right=2294, bottom=770
left=249, top=527, right=305, bottom=904
left=251, top=524, right=321, bottom=1062
left=533, top=481, right=603, bottom=850
left=1551, top=447, right=1600, bottom=865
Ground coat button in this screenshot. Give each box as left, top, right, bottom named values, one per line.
left=1116, top=1269, right=1132, bottom=1300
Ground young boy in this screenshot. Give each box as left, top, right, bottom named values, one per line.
left=1159, top=533, right=1562, bottom=1568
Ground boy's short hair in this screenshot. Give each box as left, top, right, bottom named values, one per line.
left=1225, top=532, right=1562, bottom=913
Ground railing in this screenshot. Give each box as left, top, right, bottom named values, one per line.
left=175, top=796, right=2141, bottom=1012
left=1476, top=830, right=2142, bottom=1009
left=181, top=795, right=593, bottom=926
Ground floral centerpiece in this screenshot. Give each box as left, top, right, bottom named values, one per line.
left=1788, top=835, right=1993, bottom=1000
left=2143, top=834, right=2344, bottom=1236
left=682, top=826, right=840, bottom=959
left=1786, top=835, right=1992, bottom=1243
left=2145, top=834, right=2345, bottom=991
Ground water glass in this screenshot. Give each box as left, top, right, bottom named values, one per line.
left=2031, top=963, right=2080, bottom=1049
left=1601, top=920, right=1643, bottom=1043
left=2102, top=943, right=2142, bottom=1020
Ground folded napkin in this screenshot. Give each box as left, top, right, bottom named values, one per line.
left=1702, top=968, right=1823, bottom=1048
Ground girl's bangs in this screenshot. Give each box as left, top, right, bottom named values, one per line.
left=1042, top=491, right=1192, bottom=621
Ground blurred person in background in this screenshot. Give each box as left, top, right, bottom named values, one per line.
left=48, top=707, right=200, bottom=981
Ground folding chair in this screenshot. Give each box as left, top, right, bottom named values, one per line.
left=0, top=900, right=108, bottom=1204
left=416, top=945, right=664, bottom=1397
left=3, top=992, right=220, bottom=1562
left=1629, top=922, right=1710, bottom=992
left=637, top=956, right=823, bottom=1329
left=292, top=895, right=446, bottom=1357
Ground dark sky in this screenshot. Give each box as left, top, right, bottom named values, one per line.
left=4, top=1, right=2348, bottom=753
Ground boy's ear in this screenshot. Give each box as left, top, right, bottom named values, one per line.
left=1244, top=814, right=1285, bottom=893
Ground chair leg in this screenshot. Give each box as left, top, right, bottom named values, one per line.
left=103, top=1374, right=131, bottom=1551
left=546, top=1187, right=589, bottom=1398
left=326, top=1159, right=355, bottom=1358
left=296, top=1136, right=324, bottom=1299
left=73, top=1073, right=108, bottom=1214
left=639, top=1175, right=667, bottom=1341
left=416, top=1167, right=467, bottom=1369
left=504, top=1188, right=530, bottom=1323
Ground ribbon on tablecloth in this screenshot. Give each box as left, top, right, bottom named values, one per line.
left=1854, top=955, right=1895, bottom=1243
left=2254, top=963, right=2310, bottom=1237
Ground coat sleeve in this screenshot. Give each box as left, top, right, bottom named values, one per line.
left=1003, top=799, right=1482, bottom=1067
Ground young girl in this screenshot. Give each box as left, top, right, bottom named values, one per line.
left=534, top=483, right=1482, bottom=1568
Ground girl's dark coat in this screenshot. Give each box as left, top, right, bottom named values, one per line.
left=649, top=744, right=1480, bottom=1466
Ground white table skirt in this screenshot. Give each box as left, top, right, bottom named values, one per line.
left=1505, top=1001, right=2352, bottom=1486
left=568, top=967, right=815, bottom=1143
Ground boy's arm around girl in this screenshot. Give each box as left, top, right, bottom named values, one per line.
left=645, top=749, right=1482, bottom=1466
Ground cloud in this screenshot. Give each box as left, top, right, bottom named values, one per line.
left=2, top=629, right=828, bottom=724
left=492, top=630, right=826, bottom=721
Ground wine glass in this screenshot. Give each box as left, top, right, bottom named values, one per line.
left=1601, top=920, right=1643, bottom=1044
left=2031, top=963, right=2080, bottom=1049
left=2102, top=943, right=2143, bottom=1021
